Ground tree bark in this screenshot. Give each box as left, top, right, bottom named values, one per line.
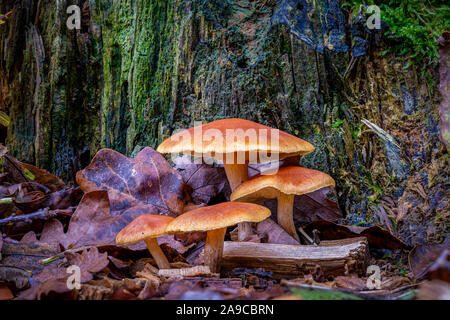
left=0, top=0, right=446, bottom=245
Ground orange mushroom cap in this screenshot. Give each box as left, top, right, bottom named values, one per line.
left=156, top=118, right=314, bottom=162
left=165, top=202, right=271, bottom=233
left=230, top=166, right=335, bottom=203
left=116, top=215, right=174, bottom=245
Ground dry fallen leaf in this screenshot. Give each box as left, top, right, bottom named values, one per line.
left=256, top=218, right=299, bottom=245
left=0, top=285, right=14, bottom=300
left=409, top=238, right=450, bottom=280
left=18, top=161, right=65, bottom=192
left=18, top=247, right=109, bottom=300
left=304, top=220, right=411, bottom=250
left=13, top=185, right=83, bottom=214
left=416, top=280, right=450, bottom=300
left=25, top=191, right=148, bottom=249
left=174, top=157, right=231, bottom=204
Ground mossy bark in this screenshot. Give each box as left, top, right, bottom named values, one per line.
left=0, top=0, right=447, bottom=245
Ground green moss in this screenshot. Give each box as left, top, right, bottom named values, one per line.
left=342, top=0, right=449, bottom=68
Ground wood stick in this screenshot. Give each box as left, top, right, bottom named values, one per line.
left=165, top=277, right=243, bottom=289
left=0, top=207, right=75, bottom=226
left=158, top=265, right=218, bottom=278
left=221, top=237, right=369, bottom=279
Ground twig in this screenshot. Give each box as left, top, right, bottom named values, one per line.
left=361, top=119, right=401, bottom=149
left=40, top=245, right=101, bottom=265
left=298, top=227, right=317, bottom=246
left=0, top=207, right=74, bottom=226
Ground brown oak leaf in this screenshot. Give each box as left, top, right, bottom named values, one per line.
left=173, top=157, right=231, bottom=204
left=18, top=247, right=109, bottom=300
left=304, top=220, right=411, bottom=250
left=76, top=147, right=184, bottom=216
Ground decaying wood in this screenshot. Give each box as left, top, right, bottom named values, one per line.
left=158, top=265, right=219, bottom=278
left=221, top=237, right=369, bottom=279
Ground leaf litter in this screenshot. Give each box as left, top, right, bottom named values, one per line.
left=0, top=145, right=447, bottom=300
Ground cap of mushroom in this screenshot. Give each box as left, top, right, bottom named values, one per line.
left=230, top=166, right=335, bottom=241
left=157, top=118, right=314, bottom=240
left=165, top=202, right=271, bottom=273
left=116, top=214, right=174, bottom=269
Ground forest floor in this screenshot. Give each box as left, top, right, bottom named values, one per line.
left=0, top=145, right=448, bottom=300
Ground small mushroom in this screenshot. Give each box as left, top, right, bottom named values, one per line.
left=230, top=166, right=335, bottom=241
left=157, top=118, right=314, bottom=240
left=116, top=215, right=174, bottom=269
left=165, top=202, right=270, bottom=273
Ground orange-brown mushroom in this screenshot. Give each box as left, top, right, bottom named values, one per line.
left=116, top=215, right=174, bottom=269
left=230, top=166, right=335, bottom=241
left=165, top=202, right=270, bottom=273
left=157, top=118, right=314, bottom=240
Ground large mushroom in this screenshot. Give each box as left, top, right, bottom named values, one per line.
left=157, top=118, right=314, bottom=240
left=116, top=215, right=174, bottom=269
left=230, top=166, right=335, bottom=241
left=165, top=202, right=270, bottom=273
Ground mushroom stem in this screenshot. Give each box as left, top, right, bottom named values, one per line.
left=223, top=163, right=252, bottom=241
left=203, top=227, right=227, bottom=273
left=277, top=193, right=300, bottom=242
left=223, top=163, right=248, bottom=191
left=144, top=238, right=171, bottom=269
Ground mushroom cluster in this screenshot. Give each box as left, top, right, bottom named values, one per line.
left=116, top=202, right=270, bottom=273
left=116, top=118, right=335, bottom=273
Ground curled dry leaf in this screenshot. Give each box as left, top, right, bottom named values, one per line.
left=303, top=220, right=411, bottom=250
left=0, top=146, right=64, bottom=192
left=64, top=247, right=109, bottom=283
left=408, top=237, right=450, bottom=280
left=14, top=185, right=83, bottom=214
left=18, top=247, right=109, bottom=300
left=260, top=188, right=342, bottom=225
left=294, top=188, right=342, bottom=223
left=17, top=161, right=65, bottom=192
left=76, top=147, right=184, bottom=217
